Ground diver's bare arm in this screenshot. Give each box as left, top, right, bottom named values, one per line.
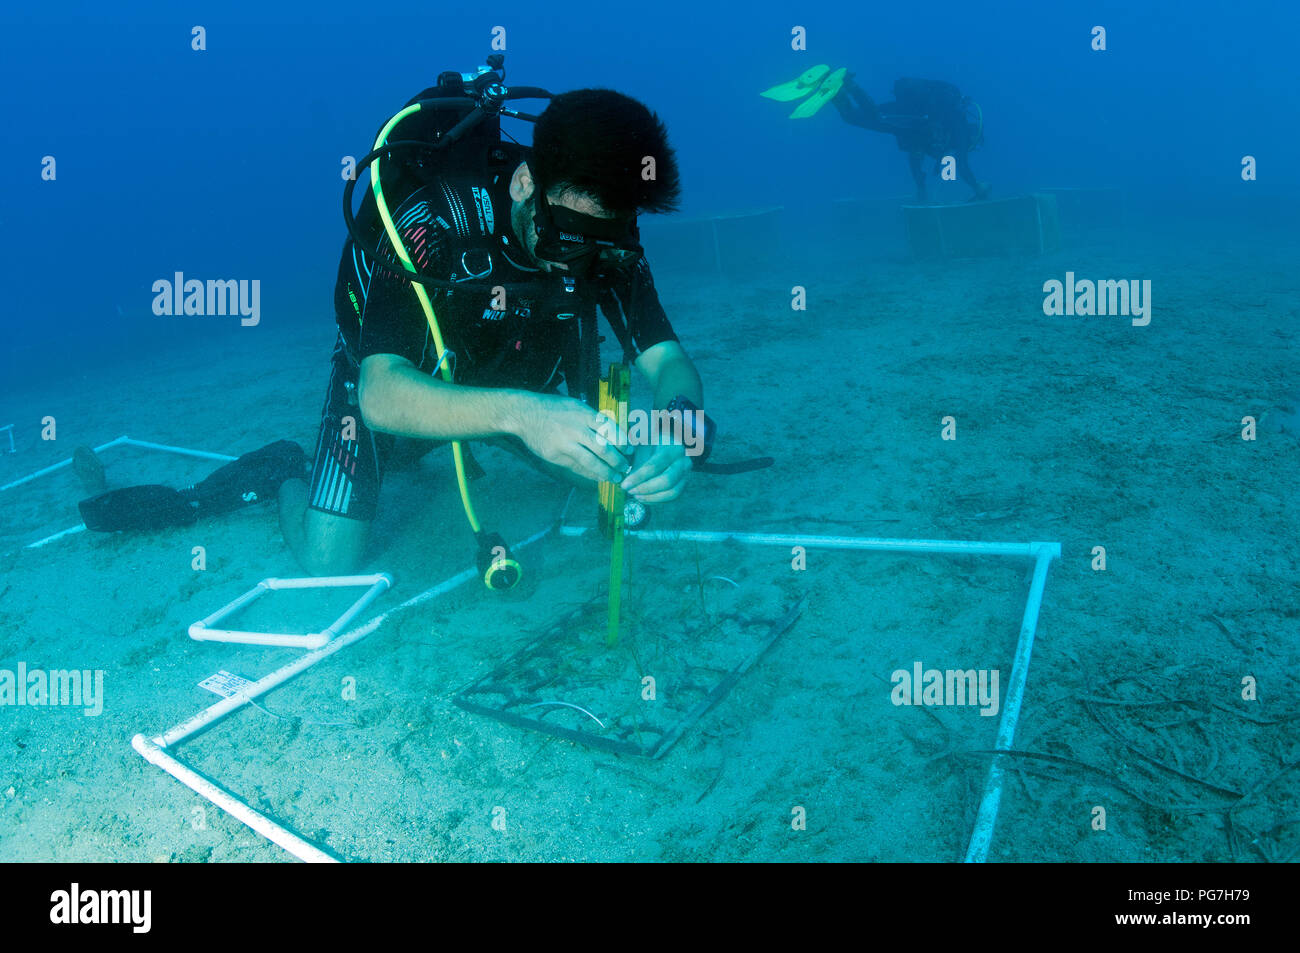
left=358, top=353, right=529, bottom=441
left=359, top=353, right=627, bottom=481
left=636, top=340, right=702, bottom=409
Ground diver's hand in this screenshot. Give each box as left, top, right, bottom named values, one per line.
left=511, top=393, right=629, bottom=484
left=621, top=442, right=691, bottom=504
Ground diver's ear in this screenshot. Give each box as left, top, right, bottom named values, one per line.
left=510, top=162, right=534, bottom=203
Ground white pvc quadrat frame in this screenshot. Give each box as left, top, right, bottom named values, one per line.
left=189, top=574, right=394, bottom=649
left=131, top=521, right=1059, bottom=864
left=0, top=435, right=237, bottom=551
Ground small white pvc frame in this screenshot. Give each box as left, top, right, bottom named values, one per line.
left=131, top=522, right=1059, bottom=864
left=0, top=435, right=237, bottom=551
left=189, top=574, right=394, bottom=649
left=1, top=424, right=14, bottom=454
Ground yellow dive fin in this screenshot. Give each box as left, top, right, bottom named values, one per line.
left=789, top=67, right=846, bottom=118
left=760, top=64, right=830, bottom=101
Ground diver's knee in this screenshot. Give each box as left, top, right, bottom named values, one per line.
left=294, top=507, right=370, bottom=577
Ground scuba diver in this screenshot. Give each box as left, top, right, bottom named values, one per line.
left=835, top=76, right=990, bottom=203
left=277, top=61, right=710, bottom=578
left=763, top=67, right=990, bottom=203
left=76, top=58, right=724, bottom=587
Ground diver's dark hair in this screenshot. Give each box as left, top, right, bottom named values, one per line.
left=530, top=89, right=682, bottom=216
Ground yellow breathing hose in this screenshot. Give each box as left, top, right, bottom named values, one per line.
left=369, top=104, right=481, bottom=534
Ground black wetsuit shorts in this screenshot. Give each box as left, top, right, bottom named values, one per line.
left=306, top=335, right=405, bottom=522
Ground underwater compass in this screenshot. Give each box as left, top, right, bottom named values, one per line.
left=622, top=497, right=648, bottom=530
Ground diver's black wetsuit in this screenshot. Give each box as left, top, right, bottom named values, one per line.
left=310, top=161, right=678, bottom=521
left=834, top=77, right=985, bottom=201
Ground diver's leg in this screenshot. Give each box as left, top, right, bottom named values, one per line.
left=957, top=151, right=991, bottom=200
left=829, top=91, right=866, bottom=126
left=908, top=151, right=929, bottom=202
left=79, top=441, right=306, bottom=533
left=956, top=150, right=977, bottom=188
left=280, top=478, right=371, bottom=576
left=282, top=344, right=384, bottom=576
left=832, top=78, right=884, bottom=129
left=281, top=416, right=379, bottom=576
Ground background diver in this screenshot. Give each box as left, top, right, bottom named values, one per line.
left=764, top=67, right=991, bottom=204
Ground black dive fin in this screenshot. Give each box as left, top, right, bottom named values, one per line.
left=79, top=485, right=199, bottom=532
left=187, top=440, right=306, bottom=518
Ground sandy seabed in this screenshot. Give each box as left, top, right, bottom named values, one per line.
left=0, top=214, right=1296, bottom=862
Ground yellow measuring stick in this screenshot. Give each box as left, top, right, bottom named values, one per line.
left=598, top=364, right=630, bottom=647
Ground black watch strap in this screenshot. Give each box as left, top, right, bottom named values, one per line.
left=664, top=396, right=716, bottom=464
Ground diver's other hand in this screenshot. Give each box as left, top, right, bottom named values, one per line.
left=621, top=442, right=691, bottom=504
left=510, top=392, right=629, bottom=483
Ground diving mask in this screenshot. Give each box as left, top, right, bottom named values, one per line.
left=532, top=191, right=643, bottom=276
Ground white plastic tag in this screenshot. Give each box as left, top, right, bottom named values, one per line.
left=198, top=670, right=254, bottom=698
